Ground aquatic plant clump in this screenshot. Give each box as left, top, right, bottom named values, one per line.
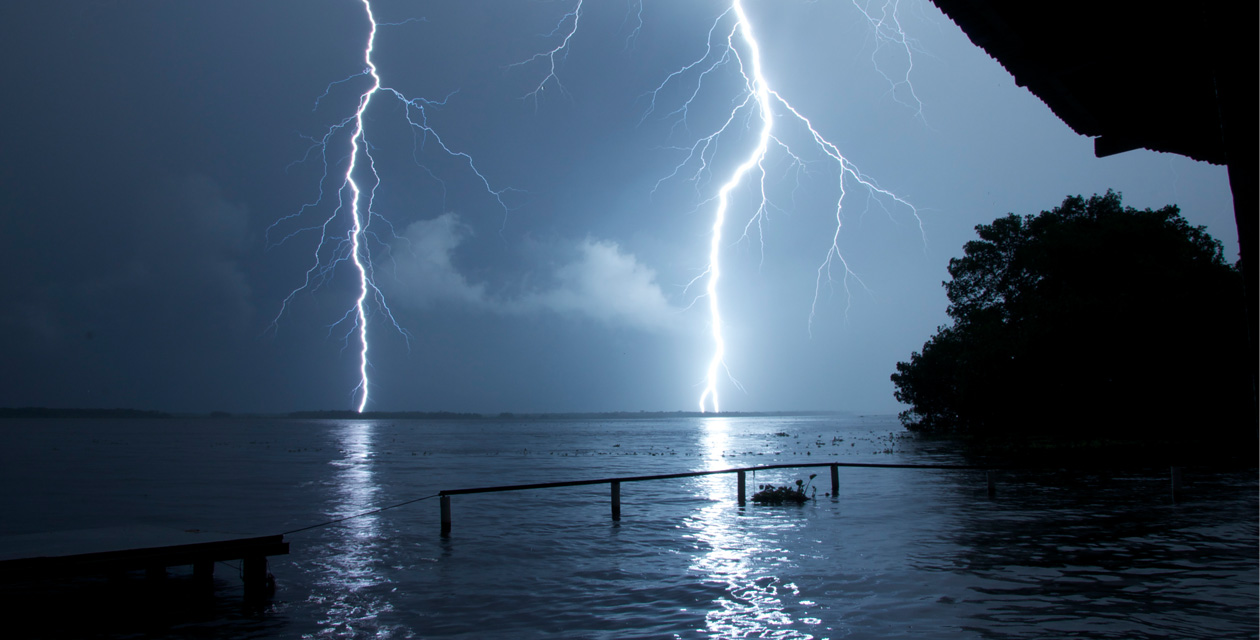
left=752, top=474, right=816, bottom=505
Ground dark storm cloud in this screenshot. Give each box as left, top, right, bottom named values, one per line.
left=0, top=172, right=254, bottom=409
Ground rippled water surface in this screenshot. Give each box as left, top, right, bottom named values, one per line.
left=1, top=415, right=1255, bottom=639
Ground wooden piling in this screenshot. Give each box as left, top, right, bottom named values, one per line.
left=242, top=556, right=267, bottom=602
left=440, top=495, right=452, bottom=536
left=830, top=464, right=839, bottom=497
left=145, top=565, right=166, bottom=583
left=737, top=470, right=746, bottom=505
left=610, top=481, right=621, bottom=521
left=193, top=560, right=214, bottom=590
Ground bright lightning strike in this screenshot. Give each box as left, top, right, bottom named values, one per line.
left=271, top=0, right=923, bottom=414
left=269, top=0, right=510, bottom=413
left=646, top=0, right=924, bottom=413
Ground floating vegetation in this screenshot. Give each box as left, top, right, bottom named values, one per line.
left=752, top=474, right=817, bottom=505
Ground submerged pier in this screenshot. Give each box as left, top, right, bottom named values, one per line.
left=436, top=461, right=991, bottom=536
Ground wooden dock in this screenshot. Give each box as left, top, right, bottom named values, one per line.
left=0, top=526, right=289, bottom=601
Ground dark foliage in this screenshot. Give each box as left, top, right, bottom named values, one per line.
left=891, top=192, right=1250, bottom=440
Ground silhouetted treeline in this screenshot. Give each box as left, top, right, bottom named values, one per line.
left=892, top=192, right=1252, bottom=446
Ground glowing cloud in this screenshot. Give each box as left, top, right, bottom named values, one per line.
left=384, top=215, right=680, bottom=332
left=516, top=238, right=680, bottom=332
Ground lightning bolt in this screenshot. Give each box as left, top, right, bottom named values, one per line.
left=645, top=0, right=924, bottom=413
left=624, top=0, right=645, bottom=50
left=272, top=0, right=923, bottom=414
left=268, top=0, right=511, bottom=412
left=851, top=0, right=925, bottom=119
left=509, top=0, right=584, bottom=105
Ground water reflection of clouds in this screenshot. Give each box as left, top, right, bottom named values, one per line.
left=312, top=422, right=397, bottom=636
left=686, top=417, right=819, bottom=639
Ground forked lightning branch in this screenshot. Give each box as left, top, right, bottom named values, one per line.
left=271, top=0, right=922, bottom=413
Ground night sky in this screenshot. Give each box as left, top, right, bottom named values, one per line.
left=0, top=1, right=1238, bottom=414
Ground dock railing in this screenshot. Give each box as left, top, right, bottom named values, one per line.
left=436, top=461, right=998, bottom=535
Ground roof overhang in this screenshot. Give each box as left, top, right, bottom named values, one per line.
left=929, top=0, right=1253, bottom=165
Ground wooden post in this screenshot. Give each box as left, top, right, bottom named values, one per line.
left=986, top=471, right=996, bottom=498
left=830, top=464, right=839, bottom=497
left=242, top=556, right=267, bottom=603
left=611, top=480, right=621, bottom=521
left=737, top=470, right=746, bottom=505
left=1171, top=466, right=1183, bottom=502
left=194, top=560, right=214, bottom=591
left=440, top=494, right=452, bottom=536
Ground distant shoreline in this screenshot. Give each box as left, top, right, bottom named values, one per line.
left=285, top=409, right=853, bottom=421
left=0, top=407, right=857, bottom=421
left=0, top=407, right=175, bottom=419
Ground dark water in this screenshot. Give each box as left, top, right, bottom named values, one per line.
left=0, top=415, right=1255, bottom=639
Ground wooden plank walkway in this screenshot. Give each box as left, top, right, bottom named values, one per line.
left=0, top=526, right=288, bottom=601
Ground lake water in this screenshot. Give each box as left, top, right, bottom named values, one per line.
left=0, top=414, right=1255, bottom=639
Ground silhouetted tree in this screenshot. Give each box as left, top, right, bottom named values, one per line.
left=892, top=192, right=1250, bottom=440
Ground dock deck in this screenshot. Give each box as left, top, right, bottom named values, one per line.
left=0, top=526, right=288, bottom=601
